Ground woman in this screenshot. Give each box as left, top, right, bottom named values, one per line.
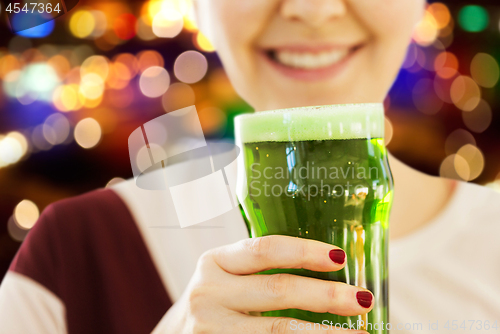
left=1, top=0, right=499, bottom=333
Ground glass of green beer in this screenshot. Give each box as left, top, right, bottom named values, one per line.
left=234, top=104, right=393, bottom=334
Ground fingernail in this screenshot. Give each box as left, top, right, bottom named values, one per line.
left=356, top=291, right=373, bottom=308
left=329, top=249, right=345, bottom=264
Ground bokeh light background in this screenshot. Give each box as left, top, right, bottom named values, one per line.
left=1, top=0, right=500, bottom=278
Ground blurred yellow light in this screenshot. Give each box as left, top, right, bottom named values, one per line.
left=31, top=125, right=53, bottom=151
left=434, top=51, right=458, bottom=79
left=198, top=107, right=226, bottom=135
left=413, top=10, right=439, bottom=46
left=161, top=0, right=180, bottom=13
left=53, top=84, right=81, bottom=111
left=0, top=136, right=23, bottom=165
left=90, top=10, right=107, bottom=38
left=3, top=69, right=20, bottom=83
left=114, top=62, right=132, bottom=81
left=438, top=26, right=455, bottom=48
left=428, top=3, right=451, bottom=29
left=95, top=31, right=121, bottom=51
left=3, top=71, right=21, bottom=99
left=135, top=143, right=168, bottom=169
left=450, top=76, right=481, bottom=111
left=52, top=86, right=65, bottom=111
left=65, top=67, right=82, bottom=85
left=113, top=13, right=137, bottom=41
left=7, top=216, right=29, bottom=242
left=106, top=177, right=126, bottom=188
left=208, top=69, right=238, bottom=102
left=137, top=50, right=164, bottom=72
left=14, top=200, right=39, bottom=229
left=139, top=66, right=170, bottom=98
left=140, top=3, right=153, bottom=25
left=183, top=16, right=198, bottom=32
left=143, top=0, right=193, bottom=29
left=195, top=32, right=215, bottom=52
left=80, top=73, right=105, bottom=100
left=152, top=9, right=184, bottom=38
left=444, top=129, right=476, bottom=156
left=470, top=53, right=500, bottom=88
left=136, top=16, right=157, bottom=41
left=114, top=53, right=139, bottom=77
left=162, top=82, right=195, bottom=113
left=462, top=99, right=492, bottom=133
left=6, top=132, right=28, bottom=157
left=47, top=55, right=71, bottom=80
left=0, top=55, right=22, bottom=80
left=147, top=0, right=163, bottom=22
left=53, top=86, right=68, bottom=112
left=179, top=0, right=194, bottom=16
left=82, top=94, right=103, bottom=109
left=70, top=10, right=96, bottom=39
left=81, top=55, right=109, bottom=81
left=174, top=50, right=208, bottom=84
left=44, top=114, right=70, bottom=145
left=42, top=124, right=57, bottom=146
left=456, top=144, right=484, bottom=181
left=440, top=154, right=465, bottom=181
left=452, top=154, right=470, bottom=181
left=74, top=118, right=102, bottom=149
left=106, top=63, right=131, bottom=89
left=23, top=49, right=44, bottom=61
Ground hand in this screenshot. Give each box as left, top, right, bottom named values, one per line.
left=153, top=235, right=372, bottom=334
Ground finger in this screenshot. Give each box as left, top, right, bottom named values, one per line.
left=210, top=235, right=346, bottom=275
left=221, top=273, right=373, bottom=316
left=236, top=314, right=369, bottom=334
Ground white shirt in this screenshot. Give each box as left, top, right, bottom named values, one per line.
left=389, top=181, right=500, bottom=333
left=112, top=168, right=500, bottom=333
left=1, top=165, right=499, bottom=333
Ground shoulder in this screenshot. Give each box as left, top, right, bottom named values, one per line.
left=46, top=188, right=138, bottom=241
left=9, top=188, right=142, bottom=297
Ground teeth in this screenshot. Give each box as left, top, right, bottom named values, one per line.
left=275, top=49, right=350, bottom=69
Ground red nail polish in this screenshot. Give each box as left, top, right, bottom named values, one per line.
left=329, top=249, right=345, bottom=264
left=356, top=291, right=373, bottom=308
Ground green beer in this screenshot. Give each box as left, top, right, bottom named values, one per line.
left=234, top=104, right=393, bottom=334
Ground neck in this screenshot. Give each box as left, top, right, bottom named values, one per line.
left=387, top=153, right=458, bottom=240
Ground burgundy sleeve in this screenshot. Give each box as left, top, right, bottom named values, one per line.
left=9, top=189, right=172, bottom=334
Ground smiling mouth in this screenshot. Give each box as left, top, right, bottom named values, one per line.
left=264, top=45, right=363, bottom=70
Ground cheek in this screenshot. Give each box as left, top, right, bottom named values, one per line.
left=206, top=0, right=277, bottom=52
left=350, top=0, right=425, bottom=80
left=200, top=0, right=279, bottom=106
left=350, top=0, right=425, bottom=41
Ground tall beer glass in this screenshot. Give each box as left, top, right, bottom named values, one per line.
left=234, top=104, right=393, bottom=334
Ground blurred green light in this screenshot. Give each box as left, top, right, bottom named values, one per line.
left=458, top=5, right=489, bottom=32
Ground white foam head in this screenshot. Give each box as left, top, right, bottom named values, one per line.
left=235, top=103, right=385, bottom=143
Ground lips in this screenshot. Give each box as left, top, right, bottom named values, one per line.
left=261, top=44, right=363, bottom=81
left=271, top=49, right=351, bottom=70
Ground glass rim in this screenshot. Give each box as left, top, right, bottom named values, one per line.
left=234, top=103, right=384, bottom=122
left=235, top=103, right=385, bottom=143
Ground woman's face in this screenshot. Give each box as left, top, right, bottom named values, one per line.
left=195, top=0, right=426, bottom=111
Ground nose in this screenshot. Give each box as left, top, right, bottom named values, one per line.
left=280, top=0, right=347, bottom=27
